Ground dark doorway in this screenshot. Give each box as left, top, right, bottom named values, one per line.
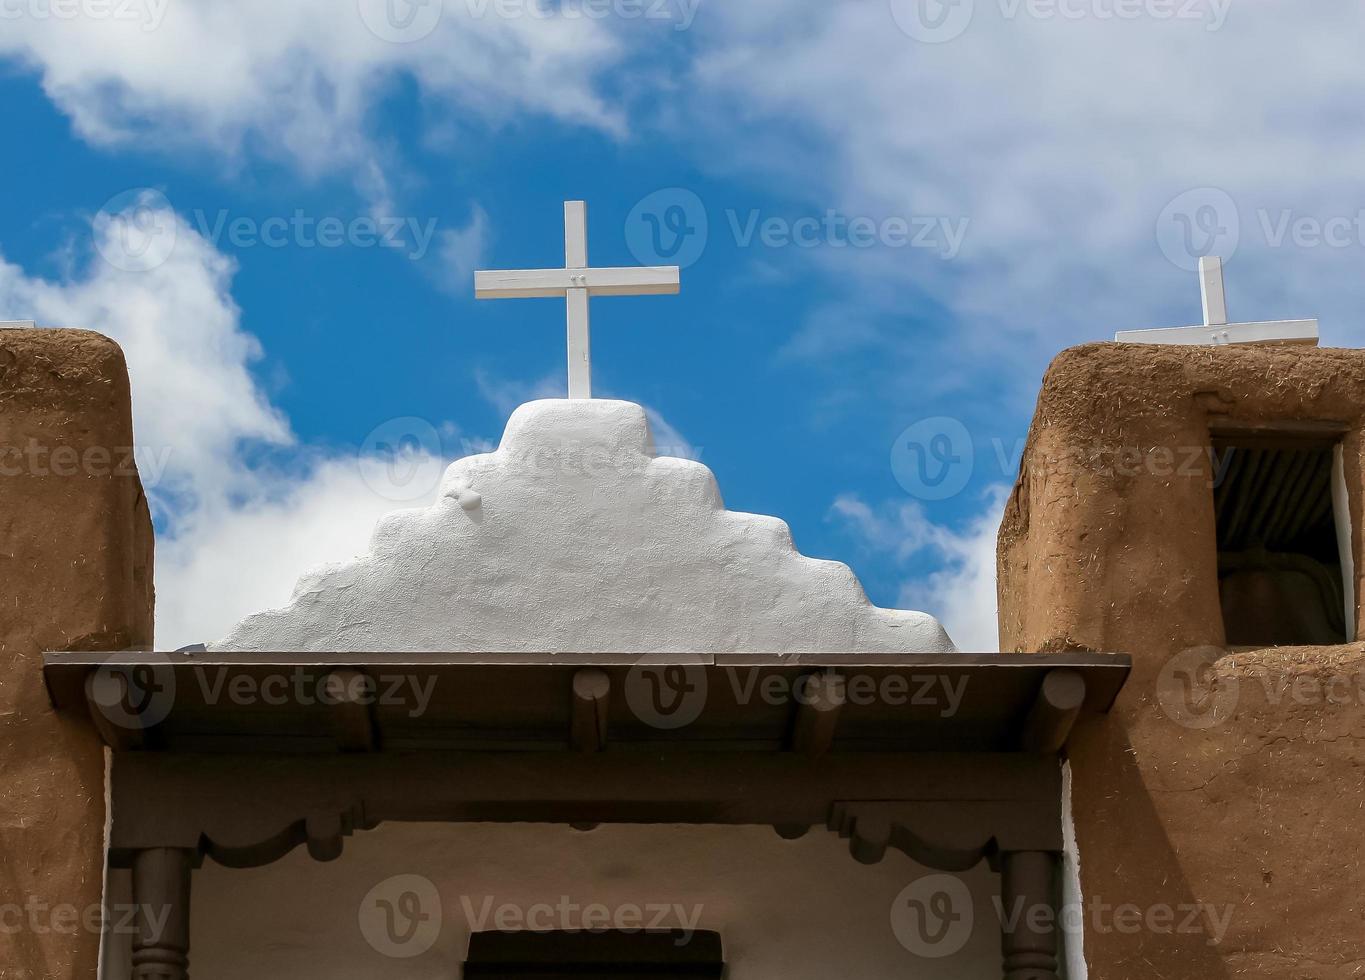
left=464, top=930, right=724, bottom=979
left=1211, top=428, right=1351, bottom=647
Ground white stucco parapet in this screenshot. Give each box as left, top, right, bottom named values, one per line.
left=213, top=399, right=956, bottom=653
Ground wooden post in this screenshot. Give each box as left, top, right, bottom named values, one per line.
left=1000, top=851, right=1060, bottom=980
left=131, top=848, right=194, bottom=980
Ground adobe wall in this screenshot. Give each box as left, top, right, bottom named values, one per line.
left=999, top=342, right=1365, bottom=978
left=0, top=329, right=154, bottom=978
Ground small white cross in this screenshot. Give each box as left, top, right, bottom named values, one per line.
left=474, top=201, right=681, bottom=399
left=1115, top=256, right=1318, bottom=347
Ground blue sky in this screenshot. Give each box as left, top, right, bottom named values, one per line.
left=2, top=0, right=1362, bottom=649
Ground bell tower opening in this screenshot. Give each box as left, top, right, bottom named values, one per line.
left=1211, top=424, right=1354, bottom=647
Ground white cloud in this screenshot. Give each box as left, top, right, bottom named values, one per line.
left=684, top=3, right=1365, bottom=352
left=0, top=0, right=626, bottom=203
left=0, top=203, right=465, bottom=648
left=11, top=2, right=1365, bottom=352
left=475, top=369, right=566, bottom=414
left=0, top=199, right=289, bottom=516
left=430, top=204, right=490, bottom=295
left=641, top=405, right=699, bottom=461
left=830, top=487, right=1009, bottom=652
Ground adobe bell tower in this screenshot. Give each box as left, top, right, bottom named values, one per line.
left=999, top=340, right=1365, bottom=979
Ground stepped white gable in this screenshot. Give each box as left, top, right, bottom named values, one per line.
left=215, top=399, right=956, bottom=653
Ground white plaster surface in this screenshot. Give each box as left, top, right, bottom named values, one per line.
left=167, top=823, right=1003, bottom=979
left=214, top=400, right=955, bottom=653
left=1061, top=761, right=1086, bottom=980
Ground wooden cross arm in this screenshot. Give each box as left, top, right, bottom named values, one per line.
left=475, top=266, right=681, bottom=299
left=1114, top=319, right=1319, bottom=346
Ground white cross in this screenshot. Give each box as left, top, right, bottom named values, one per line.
left=474, top=201, right=681, bottom=399
left=1115, top=256, right=1318, bottom=346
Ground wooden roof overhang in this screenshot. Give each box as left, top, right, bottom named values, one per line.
left=44, top=650, right=1130, bottom=980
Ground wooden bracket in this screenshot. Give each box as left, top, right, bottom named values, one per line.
left=85, top=669, right=146, bottom=752
left=305, top=811, right=346, bottom=862
left=828, top=800, right=1063, bottom=871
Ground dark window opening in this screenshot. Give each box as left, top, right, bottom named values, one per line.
left=464, top=930, right=725, bottom=979
left=1212, top=429, right=1349, bottom=647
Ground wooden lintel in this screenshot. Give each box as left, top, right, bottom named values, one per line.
left=109, top=750, right=1065, bottom=869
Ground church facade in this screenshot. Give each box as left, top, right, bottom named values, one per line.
left=5, top=320, right=1360, bottom=978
